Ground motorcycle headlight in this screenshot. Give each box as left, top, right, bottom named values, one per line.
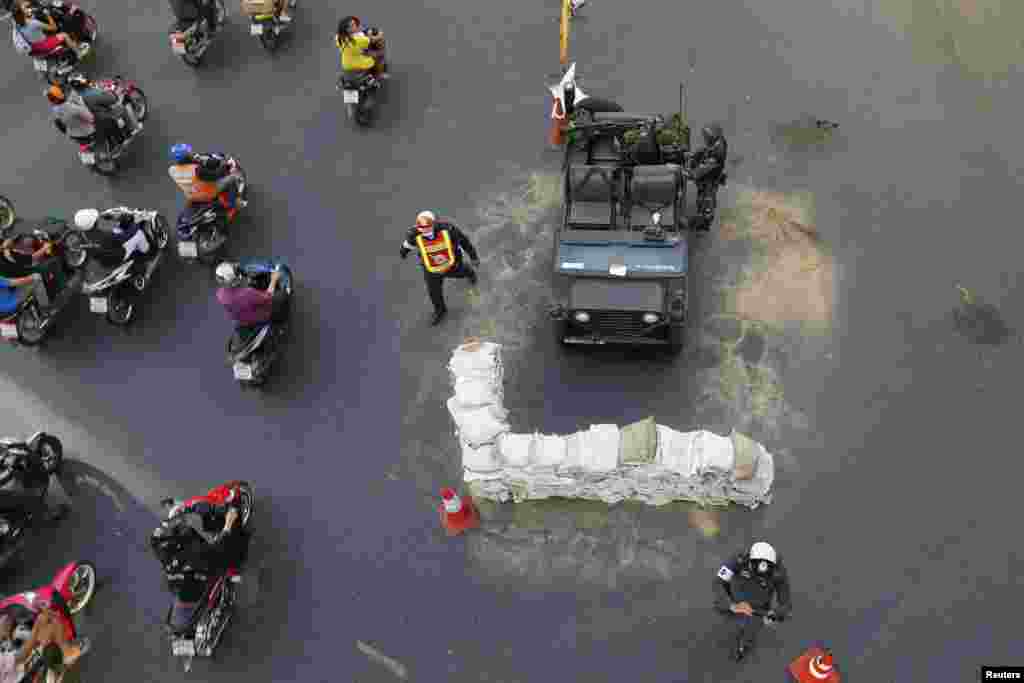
left=642, top=312, right=660, bottom=324
left=573, top=311, right=590, bottom=323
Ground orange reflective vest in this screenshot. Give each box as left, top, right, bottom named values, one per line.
left=416, top=230, right=456, bottom=274
left=168, top=163, right=219, bottom=203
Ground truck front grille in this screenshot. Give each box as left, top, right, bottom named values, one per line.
left=590, top=311, right=652, bottom=338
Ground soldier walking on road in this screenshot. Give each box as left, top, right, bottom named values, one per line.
left=400, top=211, right=480, bottom=326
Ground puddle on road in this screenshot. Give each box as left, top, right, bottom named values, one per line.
left=882, top=0, right=1024, bottom=82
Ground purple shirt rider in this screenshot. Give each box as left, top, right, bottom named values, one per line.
left=216, top=287, right=273, bottom=327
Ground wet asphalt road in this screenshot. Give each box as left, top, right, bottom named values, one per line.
left=3, top=0, right=1024, bottom=680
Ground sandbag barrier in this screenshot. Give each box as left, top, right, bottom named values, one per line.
left=446, top=340, right=774, bottom=509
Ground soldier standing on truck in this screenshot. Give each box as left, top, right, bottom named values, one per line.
left=687, top=123, right=728, bottom=230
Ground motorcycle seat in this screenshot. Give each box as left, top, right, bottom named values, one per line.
left=0, top=288, right=18, bottom=315
left=340, top=70, right=374, bottom=88
left=170, top=600, right=200, bottom=631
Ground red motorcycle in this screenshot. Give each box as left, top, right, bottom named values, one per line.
left=72, top=76, right=148, bottom=176
left=6, top=0, right=98, bottom=83
left=155, top=481, right=253, bottom=671
left=0, top=561, right=97, bottom=653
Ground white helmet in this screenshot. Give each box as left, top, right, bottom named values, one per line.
left=749, top=542, right=777, bottom=575
left=215, top=262, right=238, bottom=285
left=74, top=208, right=100, bottom=231
left=416, top=210, right=436, bottom=227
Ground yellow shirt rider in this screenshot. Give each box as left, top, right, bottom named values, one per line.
left=399, top=211, right=480, bottom=326
left=335, top=16, right=388, bottom=78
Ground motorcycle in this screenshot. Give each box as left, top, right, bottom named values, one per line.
left=0, top=561, right=97, bottom=678
left=167, top=0, right=225, bottom=67
left=226, top=260, right=291, bottom=386
left=159, top=481, right=253, bottom=671
left=72, top=76, right=148, bottom=176
left=243, top=0, right=295, bottom=52
left=0, top=221, right=87, bottom=346
left=175, top=157, right=247, bottom=263
left=336, top=28, right=386, bottom=126
left=0, top=196, right=15, bottom=233
left=78, top=208, right=170, bottom=325
left=6, top=0, right=98, bottom=84
left=0, top=432, right=63, bottom=568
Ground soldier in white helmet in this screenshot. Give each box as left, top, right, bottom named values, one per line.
left=399, top=210, right=480, bottom=326
left=713, top=541, right=792, bottom=661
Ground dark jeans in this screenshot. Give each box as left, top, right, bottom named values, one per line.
left=0, top=488, right=46, bottom=521
left=423, top=261, right=476, bottom=313
left=721, top=611, right=765, bottom=649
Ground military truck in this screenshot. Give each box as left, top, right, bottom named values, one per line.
left=549, top=112, right=691, bottom=352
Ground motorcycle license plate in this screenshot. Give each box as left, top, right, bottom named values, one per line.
left=233, top=362, right=253, bottom=381
left=249, top=23, right=263, bottom=35
left=79, top=151, right=95, bottom=164
left=343, top=89, right=359, bottom=104
left=171, top=639, right=195, bottom=657
left=0, top=323, right=16, bottom=340
left=178, top=241, right=198, bottom=258
left=33, top=59, right=47, bottom=72
left=89, top=297, right=107, bottom=314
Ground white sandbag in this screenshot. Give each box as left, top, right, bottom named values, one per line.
left=530, top=434, right=568, bottom=468
left=449, top=342, right=503, bottom=379
left=497, top=432, right=536, bottom=468
left=656, top=426, right=699, bottom=476
left=453, top=377, right=502, bottom=408
left=461, top=439, right=501, bottom=473
left=447, top=398, right=509, bottom=447
left=580, top=424, right=620, bottom=472
left=562, top=432, right=586, bottom=470
left=693, top=430, right=734, bottom=474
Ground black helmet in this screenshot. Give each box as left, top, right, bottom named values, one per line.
left=338, top=15, right=359, bottom=36
left=702, top=123, right=723, bottom=146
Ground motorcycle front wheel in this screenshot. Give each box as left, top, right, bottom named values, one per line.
left=36, top=435, right=63, bottom=475
left=66, top=562, right=97, bottom=615
left=0, top=196, right=14, bottom=232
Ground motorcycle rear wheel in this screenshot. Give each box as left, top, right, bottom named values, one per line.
left=91, top=143, right=120, bottom=176
left=15, top=307, right=46, bottom=347
left=126, top=87, right=148, bottom=122
left=259, top=31, right=278, bottom=52
left=105, top=294, right=134, bottom=326
left=355, top=92, right=376, bottom=127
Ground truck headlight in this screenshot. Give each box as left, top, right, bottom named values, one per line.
left=642, top=313, right=660, bottom=324
left=573, top=311, right=590, bottom=323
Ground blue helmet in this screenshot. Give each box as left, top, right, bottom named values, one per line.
left=170, top=143, right=193, bottom=164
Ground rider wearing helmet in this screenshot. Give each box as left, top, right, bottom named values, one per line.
left=151, top=488, right=248, bottom=599
left=167, top=143, right=243, bottom=212
left=713, top=541, right=792, bottom=661
left=687, top=122, right=728, bottom=228
left=336, top=16, right=387, bottom=78
left=167, top=0, right=221, bottom=34
left=73, top=208, right=151, bottom=272
left=214, top=261, right=284, bottom=328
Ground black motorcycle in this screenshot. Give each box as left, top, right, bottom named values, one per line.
left=167, top=0, right=226, bottom=67
left=157, top=481, right=253, bottom=672
left=176, top=157, right=247, bottom=263
left=79, top=208, right=169, bottom=325
left=0, top=432, right=63, bottom=568
left=336, top=29, right=386, bottom=127
left=226, top=260, right=292, bottom=387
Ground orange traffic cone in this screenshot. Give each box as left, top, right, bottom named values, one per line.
left=439, top=487, right=479, bottom=536
left=789, top=646, right=841, bottom=683
left=549, top=96, right=567, bottom=146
